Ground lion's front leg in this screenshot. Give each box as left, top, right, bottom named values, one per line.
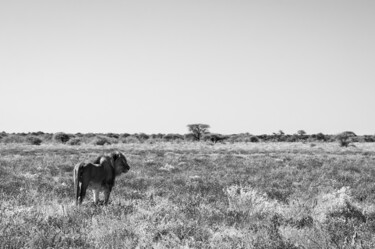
left=93, top=189, right=100, bottom=204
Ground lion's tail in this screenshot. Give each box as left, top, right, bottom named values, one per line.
left=74, top=163, right=84, bottom=205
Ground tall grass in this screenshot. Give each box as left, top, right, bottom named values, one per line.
left=1, top=142, right=375, bottom=248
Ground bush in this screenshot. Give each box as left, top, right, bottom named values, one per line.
left=1, top=135, right=25, bottom=144
left=26, top=136, right=42, bottom=145
left=105, top=133, right=119, bottom=139
left=53, top=132, right=70, bottom=144
left=135, top=133, right=149, bottom=141
left=163, top=133, right=184, bottom=141
left=249, top=136, right=260, bottom=142
left=227, top=134, right=258, bottom=143
left=150, top=133, right=164, bottom=139
left=42, top=133, right=53, bottom=142
left=121, top=136, right=140, bottom=144
left=363, top=135, right=375, bottom=142
left=67, top=138, right=81, bottom=146
left=0, top=131, right=7, bottom=139
left=184, top=133, right=197, bottom=141
left=90, top=136, right=111, bottom=146
left=119, top=133, right=130, bottom=138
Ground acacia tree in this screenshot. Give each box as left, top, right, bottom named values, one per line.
left=336, top=131, right=357, bottom=147
left=297, top=130, right=306, bottom=136
left=187, top=124, right=210, bottom=141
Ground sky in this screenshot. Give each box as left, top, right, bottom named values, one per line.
left=1, top=0, right=374, bottom=135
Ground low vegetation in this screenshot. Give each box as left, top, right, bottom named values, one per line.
left=1, top=129, right=374, bottom=146
left=1, top=142, right=375, bottom=248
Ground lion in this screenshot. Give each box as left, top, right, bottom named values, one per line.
left=74, top=151, right=130, bottom=205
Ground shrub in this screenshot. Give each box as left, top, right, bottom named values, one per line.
left=26, top=136, right=42, bottom=145
left=135, top=133, right=149, bottom=141
left=226, top=185, right=279, bottom=221
left=163, top=134, right=184, bottom=141
left=309, top=133, right=326, bottom=142
left=184, top=133, right=197, bottom=141
left=0, top=131, right=7, bottom=138
left=226, top=134, right=258, bottom=143
left=53, top=132, right=70, bottom=144
left=1, top=135, right=25, bottom=144
left=30, top=131, right=44, bottom=136
left=150, top=133, right=164, bottom=139
left=90, top=136, right=111, bottom=146
left=121, top=136, right=140, bottom=144
left=286, top=135, right=298, bottom=142
left=249, top=136, right=260, bottom=142
left=105, top=133, right=119, bottom=139
left=67, top=138, right=81, bottom=146
left=83, top=133, right=96, bottom=138
left=42, top=133, right=53, bottom=142
left=363, top=135, right=375, bottom=142
left=119, top=133, right=130, bottom=138
left=202, top=133, right=227, bottom=143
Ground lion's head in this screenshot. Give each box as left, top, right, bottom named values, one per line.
left=111, top=151, right=130, bottom=175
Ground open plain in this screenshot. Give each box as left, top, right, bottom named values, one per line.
left=1, top=142, right=375, bottom=248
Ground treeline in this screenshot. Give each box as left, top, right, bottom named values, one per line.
left=0, top=130, right=374, bottom=146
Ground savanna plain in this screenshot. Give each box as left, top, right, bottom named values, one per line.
left=1, top=142, right=375, bottom=248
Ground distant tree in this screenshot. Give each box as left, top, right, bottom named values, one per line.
left=187, top=124, right=210, bottom=141
left=297, top=130, right=306, bottom=136
left=336, top=131, right=356, bottom=147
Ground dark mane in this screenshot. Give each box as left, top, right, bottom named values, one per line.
left=92, top=152, right=120, bottom=164
left=109, top=151, right=122, bottom=160
left=92, top=155, right=104, bottom=164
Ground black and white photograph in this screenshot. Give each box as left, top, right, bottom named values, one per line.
left=1, top=0, right=375, bottom=248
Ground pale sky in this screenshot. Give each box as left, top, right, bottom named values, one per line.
left=1, top=0, right=374, bottom=135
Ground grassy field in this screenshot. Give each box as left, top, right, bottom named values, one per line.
left=1, top=142, right=375, bottom=248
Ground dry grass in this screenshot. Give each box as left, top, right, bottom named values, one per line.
left=1, top=142, right=375, bottom=248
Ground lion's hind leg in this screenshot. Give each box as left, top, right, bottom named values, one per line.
left=104, top=188, right=112, bottom=205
